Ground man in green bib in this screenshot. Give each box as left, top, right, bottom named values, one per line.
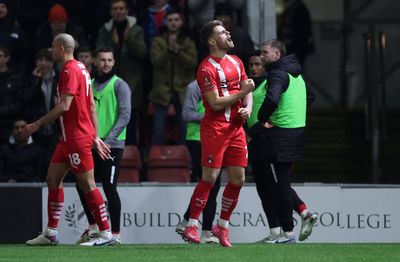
left=76, top=47, right=131, bottom=244
left=256, top=39, right=316, bottom=243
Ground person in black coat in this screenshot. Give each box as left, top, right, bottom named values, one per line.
left=0, top=119, right=45, bottom=182
left=0, top=45, right=24, bottom=145
left=256, top=39, right=317, bottom=243
left=22, top=48, right=59, bottom=169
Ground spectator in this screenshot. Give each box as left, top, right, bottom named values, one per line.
left=0, top=0, right=29, bottom=77
left=77, top=46, right=95, bottom=75
left=96, top=0, right=147, bottom=145
left=277, top=0, right=314, bottom=65
left=0, top=119, right=44, bottom=182
left=33, top=4, right=89, bottom=53
left=148, top=9, right=197, bottom=145
left=214, top=3, right=254, bottom=68
left=0, top=45, right=23, bottom=145
left=140, top=0, right=172, bottom=47
left=23, top=48, right=59, bottom=168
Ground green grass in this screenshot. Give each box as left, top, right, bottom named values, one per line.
left=1, top=244, right=400, bottom=262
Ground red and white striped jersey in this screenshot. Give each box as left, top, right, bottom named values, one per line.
left=197, top=54, right=248, bottom=128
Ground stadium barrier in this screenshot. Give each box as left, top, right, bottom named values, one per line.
left=1, top=183, right=399, bottom=243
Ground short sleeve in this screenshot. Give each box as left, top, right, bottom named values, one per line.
left=197, top=65, right=218, bottom=94
left=59, top=68, right=79, bottom=95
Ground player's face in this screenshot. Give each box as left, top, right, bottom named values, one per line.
left=78, top=52, right=93, bottom=69
left=211, top=25, right=234, bottom=51
left=166, top=13, right=182, bottom=33
left=96, top=52, right=115, bottom=75
left=260, top=44, right=280, bottom=66
left=111, top=1, right=129, bottom=22
left=248, top=55, right=265, bottom=78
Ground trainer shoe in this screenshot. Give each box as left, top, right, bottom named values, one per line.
left=182, top=225, right=201, bottom=244
left=200, top=230, right=219, bottom=244
left=26, top=233, right=59, bottom=246
left=275, top=232, right=296, bottom=244
left=175, top=219, right=187, bottom=236
left=211, top=225, right=232, bottom=248
left=80, top=237, right=117, bottom=246
left=257, top=233, right=281, bottom=244
left=299, top=211, right=318, bottom=241
left=75, top=229, right=99, bottom=244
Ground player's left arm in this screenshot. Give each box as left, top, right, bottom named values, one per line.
left=22, top=94, right=74, bottom=136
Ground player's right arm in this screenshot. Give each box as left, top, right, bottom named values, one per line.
left=22, top=94, right=74, bottom=137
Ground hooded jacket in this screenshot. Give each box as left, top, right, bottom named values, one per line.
left=250, top=54, right=315, bottom=163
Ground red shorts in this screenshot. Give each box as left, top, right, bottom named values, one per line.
left=50, top=135, right=94, bottom=174
left=201, top=125, right=248, bottom=168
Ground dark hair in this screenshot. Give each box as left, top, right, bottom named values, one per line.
left=166, top=8, right=181, bottom=18
left=0, top=44, right=10, bottom=57
left=94, top=46, right=115, bottom=57
left=262, top=39, right=287, bottom=57
left=35, top=48, right=52, bottom=61
left=111, top=0, right=128, bottom=8
left=77, top=46, right=93, bottom=56
left=200, top=20, right=223, bottom=45
left=249, top=49, right=261, bottom=58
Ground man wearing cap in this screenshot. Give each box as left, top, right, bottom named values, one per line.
left=33, top=3, right=89, bottom=53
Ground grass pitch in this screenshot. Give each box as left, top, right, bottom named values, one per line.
left=1, top=243, right=400, bottom=262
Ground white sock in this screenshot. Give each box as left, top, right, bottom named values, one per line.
left=88, top=224, right=99, bottom=233
left=99, top=229, right=113, bottom=240
left=187, top=218, right=198, bottom=227
left=218, top=219, right=229, bottom=229
left=301, top=209, right=310, bottom=218
left=46, top=227, right=58, bottom=236
left=270, top=227, right=281, bottom=236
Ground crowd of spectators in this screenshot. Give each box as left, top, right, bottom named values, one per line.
left=0, top=0, right=312, bottom=182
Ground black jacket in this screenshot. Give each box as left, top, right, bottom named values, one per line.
left=0, top=139, right=45, bottom=182
left=249, top=55, right=315, bottom=163
left=0, top=70, right=24, bottom=144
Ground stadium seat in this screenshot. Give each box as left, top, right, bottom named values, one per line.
left=147, top=145, right=191, bottom=182
left=119, top=145, right=142, bottom=183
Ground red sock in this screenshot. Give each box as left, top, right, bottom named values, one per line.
left=220, top=183, right=241, bottom=221
left=85, top=188, right=110, bottom=231
left=296, top=203, right=307, bottom=215
left=47, top=188, right=64, bottom=229
left=189, top=180, right=213, bottom=220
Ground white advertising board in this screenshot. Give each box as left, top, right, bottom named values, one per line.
left=42, top=185, right=400, bottom=244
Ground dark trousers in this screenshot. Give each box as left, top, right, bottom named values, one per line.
left=76, top=148, right=123, bottom=233
left=252, top=160, right=304, bottom=232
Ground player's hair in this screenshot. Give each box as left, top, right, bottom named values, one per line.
left=200, top=20, right=223, bottom=45
left=0, top=44, right=10, bottom=57
left=94, top=46, right=115, bottom=57
left=262, top=39, right=287, bottom=57
left=54, top=33, right=75, bottom=52
left=111, top=0, right=128, bottom=8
